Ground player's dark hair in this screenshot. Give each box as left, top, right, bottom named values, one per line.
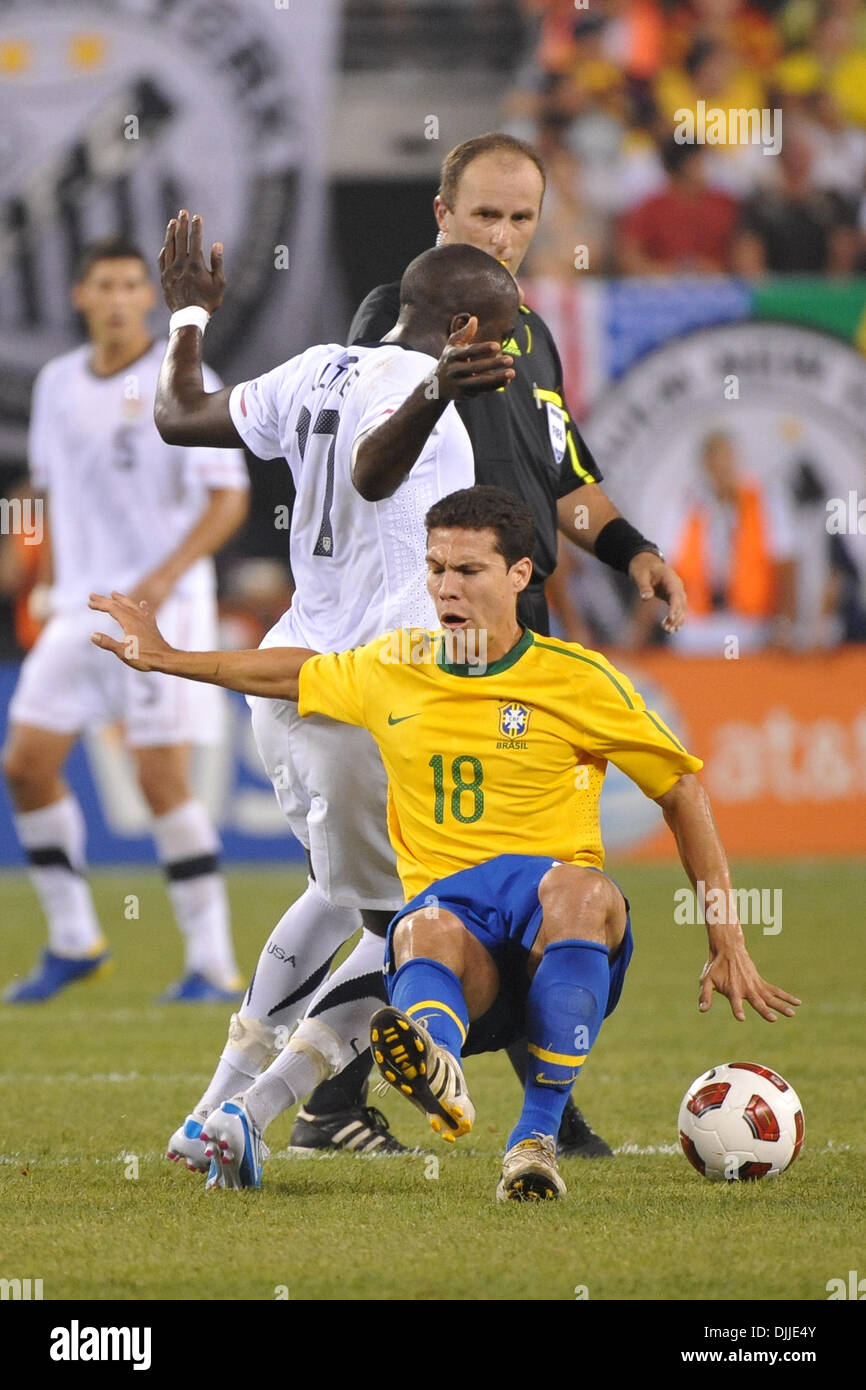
left=399, top=243, right=519, bottom=332
left=438, top=133, right=546, bottom=209
left=75, top=237, right=149, bottom=283
left=426, top=485, right=535, bottom=569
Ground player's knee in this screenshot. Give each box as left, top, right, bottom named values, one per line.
left=392, top=908, right=464, bottom=966
left=2, top=738, right=48, bottom=800
left=136, top=762, right=189, bottom=816
left=538, top=864, right=610, bottom=942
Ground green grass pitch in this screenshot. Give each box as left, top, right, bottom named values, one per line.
left=1, top=859, right=863, bottom=1302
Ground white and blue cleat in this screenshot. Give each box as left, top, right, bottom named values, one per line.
left=3, top=946, right=112, bottom=1003
left=157, top=971, right=244, bottom=1005
left=201, top=1099, right=269, bottom=1190
left=167, top=1115, right=209, bottom=1173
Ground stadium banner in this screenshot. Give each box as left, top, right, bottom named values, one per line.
left=608, top=646, right=866, bottom=860
left=0, top=664, right=304, bottom=866
left=0, top=0, right=340, bottom=465
left=523, top=275, right=866, bottom=422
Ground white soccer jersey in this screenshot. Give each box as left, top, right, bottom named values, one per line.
left=28, top=340, right=248, bottom=611
left=228, top=342, right=474, bottom=653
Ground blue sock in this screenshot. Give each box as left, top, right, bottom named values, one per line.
left=507, top=938, right=610, bottom=1150
left=389, top=958, right=468, bottom=1059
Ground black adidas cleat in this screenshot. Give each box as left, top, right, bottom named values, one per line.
left=289, top=1101, right=408, bottom=1154
left=556, top=1098, right=614, bottom=1159
left=370, top=1006, right=475, bottom=1142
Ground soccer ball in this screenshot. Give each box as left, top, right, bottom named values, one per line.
left=678, top=1062, right=805, bottom=1181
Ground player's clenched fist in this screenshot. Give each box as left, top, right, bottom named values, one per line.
left=89, top=591, right=173, bottom=671
left=431, top=316, right=515, bottom=400
left=159, top=209, right=226, bottom=314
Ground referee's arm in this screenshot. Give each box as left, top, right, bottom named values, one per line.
left=552, top=367, right=686, bottom=632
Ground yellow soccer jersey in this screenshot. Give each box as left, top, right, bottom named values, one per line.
left=297, top=627, right=703, bottom=900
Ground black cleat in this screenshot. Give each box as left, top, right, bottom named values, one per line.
left=289, top=1099, right=408, bottom=1154
left=557, top=1098, right=614, bottom=1158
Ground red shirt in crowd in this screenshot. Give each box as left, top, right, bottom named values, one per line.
left=620, top=186, right=740, bottom=271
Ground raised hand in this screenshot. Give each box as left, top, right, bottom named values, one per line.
left=159, top=210, right=225, bottom=314
left=432, top=317, right=515, bottom=400
left=88, top=591, right=173, bottom=671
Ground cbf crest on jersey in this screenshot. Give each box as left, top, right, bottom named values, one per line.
left=498, top=701, right=532, bottom=740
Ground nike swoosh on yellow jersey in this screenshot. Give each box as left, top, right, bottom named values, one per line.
left=387, top=712, right=420, bottom=725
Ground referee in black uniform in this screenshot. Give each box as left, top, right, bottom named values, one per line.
left=293, top=133, right=687, bottom=1159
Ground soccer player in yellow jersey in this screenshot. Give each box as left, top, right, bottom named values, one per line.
left=89, top=486, right=800, bottom=1202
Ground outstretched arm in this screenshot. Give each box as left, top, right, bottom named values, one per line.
left=655, top=773, right=801, bottom=1022
left=88, top=591, right=315, bottom=701
left=153, top=210, right=241, bottom=447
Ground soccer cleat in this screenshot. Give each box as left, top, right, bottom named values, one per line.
left=289, top=1099, right=409, bottom=1155
left=201, top=1099, right=269, bottom=1190
left=496, top=1133, right=568, bottom=1203
left=3, top=946, right=112, bottom=1004
left=556, top=1099, right=614, bottom=1159
left=157, top=971, right=244, bottom=1004
left=370, top=1006, right=475, bottom=1143
left=166, top=1115, right=209, bottom=1173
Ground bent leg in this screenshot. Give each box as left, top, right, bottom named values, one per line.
left=190, top=880, right=360, bottom=1120
left=509, top=864, right=627, bottom=1150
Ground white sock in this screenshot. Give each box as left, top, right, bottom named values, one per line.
left=194, top=1055, right=262, bottom=1122
left=243, top=880, right=361, bottom=1030
left=152, top=799, right=239, bottom=987
left=14, top=796, right=104, bottom=956
left=243, top=929, right=388, bottom=1133
left=244, top=1021, right=339, bottom=1133
left=192, top=881, right=359, bottom=1117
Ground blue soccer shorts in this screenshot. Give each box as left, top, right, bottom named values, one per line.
left=385, top=854, right=633, bottom=1057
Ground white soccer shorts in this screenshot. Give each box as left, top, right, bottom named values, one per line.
left=248, top=695, right=403, bottom=912
left=9, top=595, right=225, bottom=748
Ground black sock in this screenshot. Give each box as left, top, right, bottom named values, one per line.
left=305, top=1050, right=373, bottom=1115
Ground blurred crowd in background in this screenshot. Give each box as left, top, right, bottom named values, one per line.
left=510, top=0, right=866, bottom=278
left=2, top=0, right=866, bottom=661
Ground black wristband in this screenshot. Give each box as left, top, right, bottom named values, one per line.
left=593, top=518, right=664, bottom=573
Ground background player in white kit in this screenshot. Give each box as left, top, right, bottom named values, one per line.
left=2, top=239, right=249, bottom=1003
left=143, top=213, right=518, bottom=1169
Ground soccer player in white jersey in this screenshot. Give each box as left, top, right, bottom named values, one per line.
left=148, top=213, right=518, bottom=1169
left=1, top=239, right=249, bottom=1003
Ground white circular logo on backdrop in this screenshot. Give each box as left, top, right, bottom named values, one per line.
left=586, top=319, right=866, bottom=551
left=590, top=318, right=866, bottom=850
left=0, top=0, right=330, bottom=456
